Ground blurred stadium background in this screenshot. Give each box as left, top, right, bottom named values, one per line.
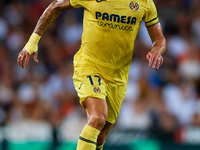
left=1, top=0, right=200, bottom=149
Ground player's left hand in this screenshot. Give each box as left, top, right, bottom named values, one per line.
left=17, top=49, right=39, bottom=69
left=146, top=51, right=163, bottom=69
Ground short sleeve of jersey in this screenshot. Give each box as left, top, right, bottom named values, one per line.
left=144, top=0, right=159, bottom=27
left=70, top=0, right=88, bottom=8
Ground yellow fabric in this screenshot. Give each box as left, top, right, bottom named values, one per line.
left=71, top=0, right=158, bottom=83
left=71, top=0, right=158, bottom=123
left=77, top=125, right=100, bottom=150
left=144, top=0, right=159, bottom=27
left=96, top=143, right=104, bottom=150
left=73, top=69, right=127, bottom=124
left=73, top=72, right=107, bottom=104
left=24, top=33, right=41, bottom=54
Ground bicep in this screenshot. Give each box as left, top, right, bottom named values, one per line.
left=147, top=22, right=164, bottom=43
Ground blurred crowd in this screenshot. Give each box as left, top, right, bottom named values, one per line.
left=0, top=0, right=200, bottom=143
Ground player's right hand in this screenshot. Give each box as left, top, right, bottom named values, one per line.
left=17, top=49, right=39, bottom=69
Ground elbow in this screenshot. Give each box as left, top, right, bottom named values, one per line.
left=50, top=0, right=70, bottom=12
left=49, top=1, right=62, bottom=12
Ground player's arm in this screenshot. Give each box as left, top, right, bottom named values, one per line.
left=17, top=0, right=72, bottom=69
left=146, top=22, right=166, bottom=69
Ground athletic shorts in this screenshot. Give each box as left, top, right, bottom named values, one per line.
left=73, top=67, right=127, bottom=124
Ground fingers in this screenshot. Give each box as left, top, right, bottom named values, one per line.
left=25, top=53, right=30, bottom=69
left=152, top=55, right=159, bottom=69
left=156, top=57, right=162, bottom=69
left=17, top=53, right=22, bottom=65
left=149, top=54, right=155, bottom=67
left=159, top=57, right=164, bottom=68
left=33, top=51, right=39, bottom=63
left=18, top=53, right=25, bottom=68
left=147, top=51, right=163, bottom=69
left=146, top=53, right=150, bottom=61
left=17, top=49, right=31, bottom=69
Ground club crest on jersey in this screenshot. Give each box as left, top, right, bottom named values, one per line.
left=129, top=2, right=139, bottom=11
left=93, top=87, right=101, bottom=93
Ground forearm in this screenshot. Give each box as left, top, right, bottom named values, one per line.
left=24, top=0, right=71, bottom=54
left=33, top=0, right=71, bottom=36
left=146, top=23, right=165, bottom=69
left=151, top=35, right=166, bottom=55
left=33, top=1, right=61, bottom=36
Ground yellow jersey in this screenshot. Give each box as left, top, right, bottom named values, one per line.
left=70, top=0, right=159, bottom=85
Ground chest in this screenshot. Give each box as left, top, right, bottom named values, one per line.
left=87, top=0, right=147, bottom=24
